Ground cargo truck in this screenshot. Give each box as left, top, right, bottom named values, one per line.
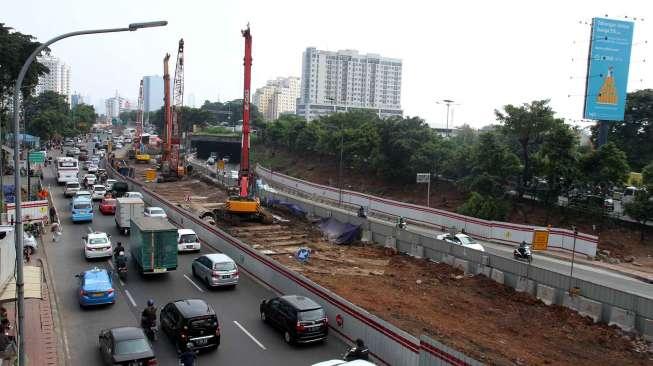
left=130, top=217, right=178, bottom=274
left=115, top=197, right=144, bottom=235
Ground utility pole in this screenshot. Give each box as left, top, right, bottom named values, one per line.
left=436, top=99, right=455, bottom=136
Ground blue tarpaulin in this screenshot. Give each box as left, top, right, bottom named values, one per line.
left=264, top=198, right=307, bottom=218
left=317, top=217, right=361, bottom=245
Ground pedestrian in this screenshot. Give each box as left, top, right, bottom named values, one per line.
left=51, top=222, right=61, bottom=242
left=49, top=206, right=56, bottom=223
left=0, top=307, right=7, bottom=324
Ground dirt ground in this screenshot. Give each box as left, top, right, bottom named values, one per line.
left=251, top=146, right=653, bottom=267
left=122, top=158, right=652, bottom=365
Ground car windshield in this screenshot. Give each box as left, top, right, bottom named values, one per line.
left=94, top=187, right=104, bottom=192
left=298, top=308, right=325, bottom=321
left=179, top=234, right=198, bottom=243
left=114, top=338, right=150, bottom=355
left=74, top=203, right=91, bottom=210
left=213, top=262, right=235, bottom=271
left=149, top=208, right=164, bottom=215
left=67, top=183, right=80, bottom=189
left=89, top=237, right=108, bottom=244
left=189, top=316, right=217, bottom=330
left=84, top=273, right=108, bottom=285
left=459, top=236, right=476, bottom=245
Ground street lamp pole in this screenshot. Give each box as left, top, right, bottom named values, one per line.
left=11, top=20, right=167, bottom=366
left=436, top=99, right=455, bottom=136
left=569, top=226, right=579, bottom=291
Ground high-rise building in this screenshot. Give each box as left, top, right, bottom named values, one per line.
left=143, top=75, right=164, bottom=122
left=296, top=48, right=402, bottom=121
left=253, top=77, right=301, bottom=121
left=71, top=93, right=84, bottom=108
left=35, top=52, right=72, bottom=102
left=105, top=92, right=136, bottom=120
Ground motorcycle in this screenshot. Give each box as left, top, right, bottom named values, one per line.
left=343, top=346, right=370, bottom=361
left=141, top=320, right=158, bottom=341
left=513, top=245, right=533, bottom=263
left=114, top=256, right=128, bottom=281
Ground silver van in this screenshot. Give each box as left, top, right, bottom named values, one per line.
left=191, top=253, right=239, bottom=288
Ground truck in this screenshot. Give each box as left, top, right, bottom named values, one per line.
left=130, top=216, right=178, bottom=274
left=115, top=197, right=144, bottom=235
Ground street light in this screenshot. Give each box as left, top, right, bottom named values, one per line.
left=11, top=20, right=167, bottom=366
left=569, top=225, right=579, bottom=292
left=325, top=97, right=345, bottom=205
left=436, top=99, right=457, bottom=136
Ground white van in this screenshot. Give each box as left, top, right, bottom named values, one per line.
left=178, top=229, right=200, bottom=252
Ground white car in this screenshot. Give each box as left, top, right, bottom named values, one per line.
left=23, top=232, right=38, bottom=254
left=91, top=184, right=107, bottom=200
left=87, top=164, right=98, bottom=174
left=115, top=143, right=124, bottom=149
left=177, top=229, right=200, bottom=252
left=105, top=179, right=117, bottom=191
left=312, top=360, right=376, bottom=366
left=83, top=174, right=97, bottom=187
left=73, top=190, right=92, bottom=201
left=436, top=233, right=485, bottom=252
left=144, top=206, right=167, bottom=218
left=64, top=181, right=81, bottom=197
left=82, top=232, right=112, bottom=259
left=124, top=191, right=144, bottom=199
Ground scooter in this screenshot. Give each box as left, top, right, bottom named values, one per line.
left=513, top=245, right=533, bottom=263
left=114, top=256, right=128, bottom=281
left=141, top=319, right=158, bottom=341
left=343, top=346, right=370, bottom=361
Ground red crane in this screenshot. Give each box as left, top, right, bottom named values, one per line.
left=239, top=25, right=252, bottom=197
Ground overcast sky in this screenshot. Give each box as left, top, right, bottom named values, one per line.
left=3, top=0, right=651, bottom=128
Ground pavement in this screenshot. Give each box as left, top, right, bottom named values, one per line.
left=43, top=144, right=347, bottom=366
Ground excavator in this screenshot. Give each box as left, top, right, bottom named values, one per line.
left=203, top=25, right=272, bottom=225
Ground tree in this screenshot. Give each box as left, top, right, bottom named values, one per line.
left=24, top=91, right=70, bottom=139
left=458, top=191, right=510, bottom=220
left=200, top=99, right=264, bottom=126
left=579, top=142, right=630, bottom=191
left=642, top=161, right=653, bottom=190
left=495, top=100, right=556, bottom=194
left=71, top=104, right=97, bottom=134
left=462, top=131, right=520, bottom=197
left=119, top=110, right=137, bottom=122
left=624, top=191, right=653, bottom=241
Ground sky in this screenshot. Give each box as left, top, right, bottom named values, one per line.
left=3, top=0, right=652, bottom=128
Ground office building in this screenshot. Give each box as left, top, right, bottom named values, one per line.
left=296, top=48, right=402, bottom=121
left=71, top=93, right=84, bottom=108
left=143, top=75, right=164, bottom=122
left=35, top=52, right=72, bottom=102
left=253, top=77, right=300, bottom=121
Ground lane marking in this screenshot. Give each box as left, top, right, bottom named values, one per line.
left=183, top=274, right=205, bottom=292
left=233, top=321, right=266, bottom=350
left=124, top=289, right=137, bottom=307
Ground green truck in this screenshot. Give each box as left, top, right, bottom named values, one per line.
left=130, top=217, right=178, bottom=274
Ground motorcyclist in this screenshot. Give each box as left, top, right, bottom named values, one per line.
left=113, top=242, right=125, bottom=259
left=141, top=300, right=157, bottom=329
left=114, top=251, right=127, bottom=270
left=397, top=216, right=407, bottom=229
left=517, top=241, right=529, bottom=256
left=178, top=342, right=197, bottom=366
left=345, top=338, right=370, bottom=361
left=357, top=205, right=366, bottom=218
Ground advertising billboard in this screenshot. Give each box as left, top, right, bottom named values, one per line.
left=583, top=17, right=634, bottom=121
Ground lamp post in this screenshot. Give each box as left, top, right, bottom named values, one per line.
left=325, top=97, right=345, bottom=205
left=436, top=99, right=456, bottom=136
left=569, top=225, right=579, bottom=291
left=11, top=20, right=167, bottom=366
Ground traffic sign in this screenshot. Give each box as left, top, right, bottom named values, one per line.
left=416, top=173, right=430, bottom=183
left=28, top=151, right=45, bottom=164
left=295, top=247, right=311, bottom=263
left=532, top=230, right=549, bottom=251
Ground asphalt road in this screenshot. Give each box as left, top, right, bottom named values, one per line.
left=43, top=147, right=346, bottom=365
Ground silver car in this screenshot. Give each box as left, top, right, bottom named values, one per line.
left=191, top=253, right=239, bottom=288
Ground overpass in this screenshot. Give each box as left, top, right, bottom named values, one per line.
left=190, top=133, right=241, bottom=163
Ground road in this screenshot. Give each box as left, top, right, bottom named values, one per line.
left=43, top=147, right=346, bottom=365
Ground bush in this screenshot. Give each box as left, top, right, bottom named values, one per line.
left=457, top=192, right=510, bottom=221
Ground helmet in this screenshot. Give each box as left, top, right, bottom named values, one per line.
left=118, top=251, right=125, bottom=256
left=147, top=299, right=154, bottom=306
left=356, top=338, right=365, bottom=347
left=186, top=342, right=194, bottom=350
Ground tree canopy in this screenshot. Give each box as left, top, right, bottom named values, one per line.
left=23, top=91, right=96, bottom=139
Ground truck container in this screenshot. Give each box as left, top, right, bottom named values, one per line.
left=115, top=197, right=144, bottom=235
left=130, top=216, right=178, bottom=274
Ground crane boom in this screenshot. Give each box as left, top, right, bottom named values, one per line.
left=163, top=53, right=172, bottom=162
left=135, top=79, right=144, bottom=152
left=239, top=25, right=252, bottom=198
left=171, top=39, right=184, bottom=174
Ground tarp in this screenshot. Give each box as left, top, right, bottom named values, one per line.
left=0, top=266, right=42, bottom=301
left=318, top=217, right=361, bottom=245
left=264, top=198, right=306, bottom=218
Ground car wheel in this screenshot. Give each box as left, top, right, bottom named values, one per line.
left=284, top=330, right=294, bottom=345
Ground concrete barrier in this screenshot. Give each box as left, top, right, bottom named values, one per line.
left=453, top=259, right=469, bottom=274
left=563, top=293, right=602, bottom=322
left=537, top=284, right=557, bottom=306
left=490, top=269, right=504, bottom=284
left=608, top=306, right=636, bottom=332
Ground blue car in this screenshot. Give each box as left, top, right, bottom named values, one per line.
left=71, top=196, right=93, bottom=223
left=76, top=267, right=115, bottom=307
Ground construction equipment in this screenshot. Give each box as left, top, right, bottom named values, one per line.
left=158, top=39, right=185, bottom=182
left=213, top=25, right=271, bottom=225
left=135, top=79, right=150, bottom=163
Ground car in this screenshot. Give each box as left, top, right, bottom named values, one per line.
left=99, top=327, right=157, bottom=366
left=70, top=147, right=81, bottom=155
left=160, top=299, right=220, bottom=351
left=206, top=156, right=216, bottom=165
left=99, top=198, right=117, bottom=215
left=312, top=360, right=376, bottom=366
left=178, top=229, right=201, bottom=252
left=124, top=137, right=132, bottom=143
left=74, top=190, right=92, bottom=201
left=260, top=295, right=328, bottom=344
left=76, top=267, right=115, bottom=306
left=92, top=184, right=107, bottom=200
left=143, top=207, right=167, bottom=219
left=71, top=196, right=93, bottom=223
left=191, top=254, right=238, bottom=288
left=88, top=164, right=99, bottom=174
left=115, top=143, right=124, bottom=149
left=105, top=179, right=117, bottom=191
left=83, top=231, right=112, bottom=259
left=23, top=232, right=38, bottom=255
left=64, top=181, right=81, bottom=197
left=124, top=191, right=144, bottom=199
left=83, top=174, right=97, bottom=187
left=436, top=233, right=485, bottom=252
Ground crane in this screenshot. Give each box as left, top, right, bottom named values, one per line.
left=134, top=79, right=150, bottom=163
left=159, top=39, right=185, bottom=181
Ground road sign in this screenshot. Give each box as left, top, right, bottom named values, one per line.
left=295, top=247, right=311, bottom=263
left=532, top=230, right=549, bottom=251
left=217, top=160, right=225, bottom=170
left=28, top=151, right=45, bottom=164
left=416, top=173, right=430, bottom=183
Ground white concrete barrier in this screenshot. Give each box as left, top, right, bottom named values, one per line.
left=453, top=258, right=469, bottom=274
left=490, top=269, right=504, bottom=284
left=608, top=306, right=636, bottom=332
left=537, top=284, right=557, bottom=306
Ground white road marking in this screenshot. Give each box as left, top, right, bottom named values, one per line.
left=183, top=274, right=205, bottom=292
left=124, top=289, right=137, bottom=307
left=233, top=321, right=266, bottom=350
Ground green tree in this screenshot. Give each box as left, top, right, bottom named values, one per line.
left=624, top=191, right=653, bottom=241
left=462, top=131, right=520, bottom=197
left=495, top=100, right=556, bottom=193
left=71, top=104, right=96, bottom=133
left=24, top=91, right=70, bottom=139
left=642, top=161, right=653, bottom=190
left=579, top=142, right=630, bottom=191
left=458, top=191, right=510, bottom=220
left=119, top=110, right=137, bottom=122
left=201, top=99, right=264, bottom=126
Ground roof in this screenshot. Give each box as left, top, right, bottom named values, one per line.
left=73, top=196, right=92, bottom=202
left=131, top=216, right=176, bottom=231
left=84, top=267, right=110, bottom=280
left=204, top=253, right=233, bottom=263
left=281, top=295, right=321, bottom=311
left=116, top=197, right=144, bottom=204
left=178, top=229, right=196, bottom=235
left=173, top=299, right=215, bottom=318
left=109, top=327, right=146, bottom=341
left=88, top=232, right=108, bottom=239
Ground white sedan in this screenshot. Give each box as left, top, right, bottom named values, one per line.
left=82, top=232, right=112, bottom=259
left=144, top=207, right=167, bottom=218
left=436, top=233, right=485, bottom=252
left=91, top=184, right=107, bottom=200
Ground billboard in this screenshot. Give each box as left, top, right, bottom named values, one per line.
left=583, top=17, right=634, bottom=121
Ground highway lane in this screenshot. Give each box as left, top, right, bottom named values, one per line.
left=45, top=149, right=347, bottom=365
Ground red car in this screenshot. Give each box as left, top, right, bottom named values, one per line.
left=99, top=198, right=116, bottom=215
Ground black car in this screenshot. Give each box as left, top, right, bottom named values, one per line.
left=98, top=327, right=157, bottom=365
left=160, top=299, right=220, bottom=351
left=260, top=295, right=328, bottom=344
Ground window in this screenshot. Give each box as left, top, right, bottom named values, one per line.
left=214, top=261, right=236, bottom=271
left=114, top=339, right=150, bottom=355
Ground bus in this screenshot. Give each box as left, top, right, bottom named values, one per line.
left=56, top=157, right=79, bottom=185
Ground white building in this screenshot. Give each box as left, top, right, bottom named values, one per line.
left=253, top=77, right=300, bottom=121
left=35, top=53, right=72, bottom=102
left=296, top=48, right=402, bottom=121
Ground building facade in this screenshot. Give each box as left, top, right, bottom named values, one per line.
left=143, top=75, right=164, bottom=122
left=71, top=93, right=84, bottom=108
left=35, top=53, right=72, bottom=102
left=253, top=77, right=300, bottom=121
left=296, top=48, right=402, bottom=121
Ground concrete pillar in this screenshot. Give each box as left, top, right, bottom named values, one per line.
left=361, top=230, right=372, bottom=243
left=411, top=244, right=424, bottom=259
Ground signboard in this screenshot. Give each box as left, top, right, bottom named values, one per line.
left=217, top=160, right=225, bottom=170
left=28, top=151, right=45, bottom=164
left=295, top=247, right=311, bottom=263
left=532, top=230, right=549, bottom=251
left=416, top=173, right=430, bottom=183
left=5, top=200, right=49, bottom=224
left=583, top=17, right=634, bottom=121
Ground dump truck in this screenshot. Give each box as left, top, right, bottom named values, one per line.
left=115, top=197, right=144, bottom=235
left=130, top=216, right=178, bottom=274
